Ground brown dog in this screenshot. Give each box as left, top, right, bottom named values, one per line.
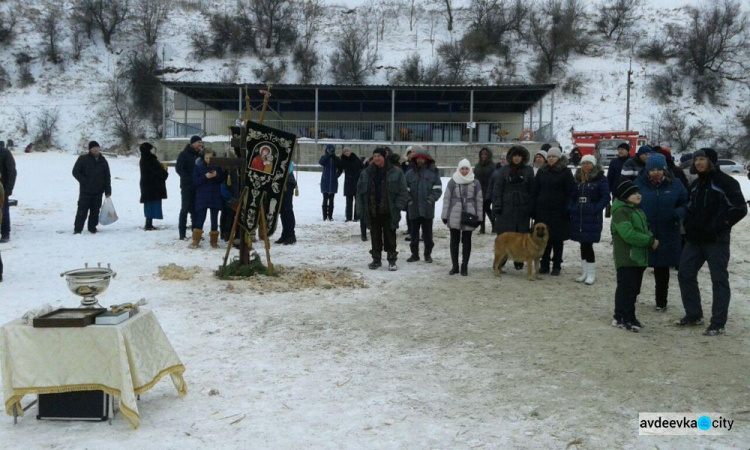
left=493, top=223, right=549, bottom=280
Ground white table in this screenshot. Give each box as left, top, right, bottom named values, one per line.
left=1, top=309, right=186, bottom=428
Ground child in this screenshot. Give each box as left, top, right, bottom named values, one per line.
left=610, top=180, right=659, bottom=332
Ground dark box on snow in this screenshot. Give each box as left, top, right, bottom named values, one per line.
left=37, top=391, right=109, bottom=421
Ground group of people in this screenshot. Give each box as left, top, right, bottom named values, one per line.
left=323, top=141, right=746, bottom=337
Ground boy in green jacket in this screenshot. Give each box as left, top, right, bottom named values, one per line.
left=610, top=180, right=659, bottom=332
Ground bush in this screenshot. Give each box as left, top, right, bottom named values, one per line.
left=436, top=41, right=470, bottom=84
left=33, top=108, right=60, bottom=149
left=122, top=50, right=162, bottom=133
left=15, top=52, right=35, bottom=87
left=637, top=35, right=674, bottom=62
left=648, top=68, right=683, bottom=104
left=561, top=73, right=586, bottom=96
left=292, top=42, right=319, bottom=84
left=252, top=58, right=288, bottom=83
left=0, top=8, right=17, bottom=46
left=190, top=12, right=255, bottom=59
left=0, top=66, right=11, bottom=91
left=330, top=18, right=378, bottom=84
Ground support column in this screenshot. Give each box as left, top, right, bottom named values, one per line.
left=550, top=91, right=555, bottom=140
left=469, top=90, right=474, bottom=144
left=314, top=88, right=319, bottom=143
left=391, top=89, right=396, bottom=144
left=202, top=102, right=207, bottom=135
left=538, top=98, right=543, bottom=138
left=238, top=87, right=242, bottom=119
left=162, top=85, right=166, bottom=138
left=183, top=94, right=188, bottom=137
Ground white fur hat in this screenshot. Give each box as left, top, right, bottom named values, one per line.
left=457, top=158, right=471, bottom=169
left=581, top=154, right=597, bottom=166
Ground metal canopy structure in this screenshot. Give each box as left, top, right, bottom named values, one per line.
left=161, top=82, right=555, bottom=114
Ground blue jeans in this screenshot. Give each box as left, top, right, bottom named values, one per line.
left=678, top=241, right=731, bottom=327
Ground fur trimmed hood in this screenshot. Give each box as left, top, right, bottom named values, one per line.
left=574, top=163, right=604, bottom=182
left=506, top=145, right=530, bottom=167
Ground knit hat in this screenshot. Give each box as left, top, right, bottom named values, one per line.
left=534, top=150, right=548, bottom=160
left=458, top=158, right=471, bottom=169
left=693, top=147, right=718, bottom=165
left=325, top=144, right=336, bottom=155
left=645, top=153, right=667, bottom=172
left=616, top=180, right=640, bottom=201
left=617, top=142, right=630, bottom=152
left=636, top=145, right=653, bottom=157
left=139, top=142, right=154, bottom=153
left=88, top=140, right=100, bottom=150
left=372, top=148, right=387, bottom=158
left=581, top=154, right=597, bottom=166
left=679, top=153, right=693, bottom=163
left=546, top=147, right=562, bottom=158
left=540, top=143, right=552, bottom=151
left=452, top=158, right=475, bottom=184
left=190, top=135, right=202, bottom=145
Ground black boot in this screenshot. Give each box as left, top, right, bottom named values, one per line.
left=368, top=250, right=382, bottom=270
left=275, top=236, right=288, bottom=244
left=387, top=251, right=398, bottom=271
left=407, top=243, right=419, bottom=262
left=322, top=205, right=328, bottom=221
left=461, top=241, right=471, bottom=276
left=539, top=258, right=550, bottom=274
left=327, top=203, right=334, bottom=221
left=514, top=262, right=524, bottom=270
left=449, top=234, right=459, bottom=275
left=145, top=218, right=157, bottom=231
left=424, top=246, right=433, bottom=264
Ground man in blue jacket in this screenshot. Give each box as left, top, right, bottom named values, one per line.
left=176, top=135, right=203, bottom=240
left=676, top=148, right=747, bottom=336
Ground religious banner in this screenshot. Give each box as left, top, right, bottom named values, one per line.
left=241, top=121, right=296, bottom=235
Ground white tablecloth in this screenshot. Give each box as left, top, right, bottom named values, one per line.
left=1, top=308, right=186, bottom=428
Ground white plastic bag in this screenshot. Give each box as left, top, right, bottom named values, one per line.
left=99, top=197, right=119, bottom=225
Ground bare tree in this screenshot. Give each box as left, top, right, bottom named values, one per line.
left=15, top=107, right=30, bottom=136
left=251, top=0, right=298, bottom=54
left=292, top=0, right=323, bottom=83
left=329, top=17, right=379, bottom=84
left=661, top=109, right=709, bottom=152
left=425, top=10, right=439, bottom=56
left=392, top=53, right=442, bottom=84
left=465, top=0, right=528, bottom=60
left=668, top=0, right=750, bottom=96
left=133, top=0, right=172, bottom=47
left=0, top=7, right=17, bottom=46
left=429, top=0, right=454, bottom=32
left=526, top=0, right=587, bottom=82
left=437, top=40, right=470, bottom=83
left=409, top=0, right=423, bottom=32
left=121, top=50, right=162, bottom=129
left=31, top=3, right=64, bottom=64
left=74, top=0, right=130, bottom=48
left=104, top=77, right=142, bottom=150
left=595, top=0, right=642, bottom=44
left=70, top=18, right=87, bottom=60
left=33, top=108, right=60, bottom=149
left=252, top=58, right=288, bottom=83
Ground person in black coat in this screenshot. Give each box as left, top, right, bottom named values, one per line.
left=139, top=142, right=168, bottom=230
left=176, top=135, right=203, bottom=240
left=606, top=142, right=630, bottom=201
left=474, top=147, right=495, bottom=234
left=0, top=140, right=17, bottom=242
left=276, top=163, right=298, bottom=245
left=569, top=147, right=582, bottom=166
left=340, top=147, right=364, bottom=222
left=72, top=141, right=112, bottom=234
left=531, top=147, right=575, bottom=275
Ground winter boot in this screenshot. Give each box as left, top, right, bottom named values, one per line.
left=550, top=264, right=561, bottom=276
left=424, top=245, right=433, bottom=264
left=368, top=251, right=382, bottom=270
left=190, top=229, right=203, bottom=249
left=275, top=236, right=288, bottom=245
left=449, top=235, right=460, bottom=275
left=584, top=262, right=596, bottom=285
left=322, top=205, right=328, bottom=221
left=144, top=218, right=157, bottom=231
left=407, top=243, right=420, bottom=262
left=460, top=243, right=470, bottom=276
left=387, top=251, right=398, bottom=271
left=539, top=260, right=550, bottom=274
left=575, top=261, right=588, bottom=283
left=327, top=204, right=334, bottom=221
left=209, top=231, right=220, bottom=248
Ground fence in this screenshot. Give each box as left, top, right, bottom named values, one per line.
left=166, top=118, right=550, bottom=144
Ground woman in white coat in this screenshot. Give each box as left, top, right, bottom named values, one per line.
left=441, top=159, right=483, bottom=276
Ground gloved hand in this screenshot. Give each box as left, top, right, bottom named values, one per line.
left=442, top=218, right=448, bottom=225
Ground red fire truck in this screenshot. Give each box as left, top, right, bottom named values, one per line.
left=572, top=131, right=648, bottom=164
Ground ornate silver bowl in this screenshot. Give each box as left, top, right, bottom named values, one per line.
left=60, top=263, right=117, bottom=308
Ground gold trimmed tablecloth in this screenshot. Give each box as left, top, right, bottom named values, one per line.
left=1, top=308, right=186, bottom=428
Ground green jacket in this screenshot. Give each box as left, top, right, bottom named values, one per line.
left=356, top=162, right=409, bottom=230
left=610, top=198, right=655, bottom=269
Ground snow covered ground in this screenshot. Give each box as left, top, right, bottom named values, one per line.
left=0, top=152, right=748, bottom=448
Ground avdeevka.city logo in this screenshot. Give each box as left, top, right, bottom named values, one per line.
left=638, top=413, right=734, bottom=435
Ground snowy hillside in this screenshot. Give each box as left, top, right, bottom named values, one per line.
left=0, top=0, right=748, bottom=153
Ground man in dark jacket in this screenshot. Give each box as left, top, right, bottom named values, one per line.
left=473, top=147, right=494, bottom=234
left=619, top=145, right=652, bottom=182
left=606, top=142, right=630, bottom=200
left=176, top=135, right=203, bottom=240
left=676, top=148, right=748, bottom=336
left=72, top=141, right=112, bottom=234
left=357, top=148, right=409, bottom=271
left=0, top=140, right=17, bottom=242
left=340, top=147, right=364, bottom=222
left=405, top=148, right=442, bottom=263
